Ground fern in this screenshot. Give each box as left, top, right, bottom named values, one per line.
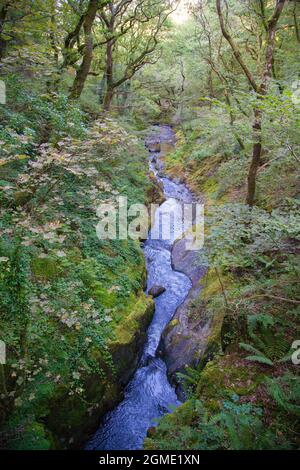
left=239, top=323, right=290, bottom=366
left=266, top=374, right=300, bottom=417
left=244, top=355, right=274, bottom=366
left=247, top=313, right=275, bottom=352
left=278, top=351, right=293, bottom=363
left=239, top=342, right=273, bottom=365
left=177, top=366, right=201, bottom=386
left=239, top=342, right=266, bottom=356
left=176, top=365, right=204, bottom=398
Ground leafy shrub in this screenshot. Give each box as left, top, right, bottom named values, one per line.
left=206, top=203, right=300, bottom=272
left=216, top=157, right=248, bottom=195
left=0, top=74, right=88, bottom=158
left=146, top=397, right=283, bottom=450
left=266, top=374, right=300, bottom=417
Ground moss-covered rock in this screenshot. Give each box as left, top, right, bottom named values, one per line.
left=110, top=294, right=154, bottom=382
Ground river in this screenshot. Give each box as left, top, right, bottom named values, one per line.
left=86, top=125, right=195, bottom=451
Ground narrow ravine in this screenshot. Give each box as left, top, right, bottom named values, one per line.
left=86, top=125, right=195, bottom=451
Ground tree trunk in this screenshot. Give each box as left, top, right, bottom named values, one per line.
left=103, top=36, right=114, bottom=111
left=224, top=91, right=245, bottom=150
left=293, top=2, right=300, bottom=43
left=69, top=0, right=98, bottom=100
left=216, top=0, right=286, bottom=206
left=246, top=107, right=262, bottom=206
left=103, top=87, right=114, bottom=110
left=0, top=2, right=9, bottom=61
left=69, top=36, right=94, bottom=99
left=246, top=1, right=286, bottom=205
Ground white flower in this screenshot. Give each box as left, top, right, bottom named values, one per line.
left=55, top=250, right=66, bottom=258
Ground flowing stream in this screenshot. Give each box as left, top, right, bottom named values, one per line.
left=86, top=125, right=194, bottom=451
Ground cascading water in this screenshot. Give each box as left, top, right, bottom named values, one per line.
left=86, top=125, right=194, bottom=451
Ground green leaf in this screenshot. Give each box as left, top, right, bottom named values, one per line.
left=245, top=355, right=273, bottom=366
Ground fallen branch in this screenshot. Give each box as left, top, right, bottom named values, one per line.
left=248, top=294, right=300, bottom=305
left=287, top=144, right=300, bottom=163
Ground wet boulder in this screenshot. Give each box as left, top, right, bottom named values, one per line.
left=147, top=141, right=161, bottom=153
left=147, top=171, right=165, bottom=205
left=148, top=285, right=166, bottom=298
left=161, top=236, right=209, bottom=381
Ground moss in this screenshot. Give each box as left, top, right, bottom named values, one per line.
left=0, top=114, right=159, bottom=450
left=160, top=142, right=175, bottom=156
left=45, top=380, right=119, bottom=449
left=145, top=355, right=266, bottom=450
left=145, top=118, right=300, bottom=451
left=195, top=357, right=262, bottom=402
left=167, top=400, right=195, bottom=427
left=31, top=256, right=61, bottom=281
left=13, top=190, right=32, bottom=206
left=162, top=318, right=179, bottom=338
left=165, top=148, right=228, bottom=208
left=110, top=294, right=154, bottom=379
left=66, top=247, right=82, bottom=263
left=113, top=294, right=154, bottom=344
left=205, top=313, right=224, bottom=358
left=5, top=293, right=154, bottom=450
left=92, top=283, right=117, bottom=308
left=5, top=419, right=52, bottom=450
left=202, top=178, right=218, bottom=197
left=169, top=318, right=179, bottom=328
left=144, top=400, right=196, bottom=450
left=30, top=292, right=155, bottom=450
left=201, top=269, right=222, bottom=300
left=165, top=163, right=186, bottom=181
left=0, top=158, right=29, bottom=181
left=205, top=398, right=221, bottom=413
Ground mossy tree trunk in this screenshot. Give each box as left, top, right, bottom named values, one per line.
left=216, top=0, right=287, bottom=207
left=69, top=0, right=99, bottom=100
left=0, top=1, right=9, bottom=61
left=103, top=34, right=115, bottom=111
